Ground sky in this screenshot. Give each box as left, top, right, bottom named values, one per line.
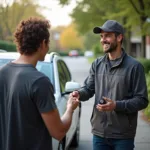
left=0, top=0, right=76, bottom=27
left=38, top=0, right=76, bottom=27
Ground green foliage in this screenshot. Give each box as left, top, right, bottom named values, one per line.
left=144, top=73, right=150, bottom=119
left=59, top=0, right=70, bottom=5
left=0, top=40, right=16, bottom=52
left=93, top=44, right=103, bottom=57
left=137, top=58, right=150, bottom=74
left=84, top=30, right=100, bottom=50
left=55, top=50, right=84, bottom=56
left=144, top=104, right=150, bottom=119
left=58, top=0, right=150, bottom=57
left=57, top=51, right=69, bottom=56
left=59, top=0, right=150, bottom=35
left=0, top=0, right=44, bottom=41
left=146, top=73, right=150, bottom=101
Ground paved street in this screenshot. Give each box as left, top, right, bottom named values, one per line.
left=135, top=112, right=150, bottom=150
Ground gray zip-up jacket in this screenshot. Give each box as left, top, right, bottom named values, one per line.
left=78, top=50, right=148, bottom=139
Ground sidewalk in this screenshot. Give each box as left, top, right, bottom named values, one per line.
left=135, top=111, right=150, bottom=150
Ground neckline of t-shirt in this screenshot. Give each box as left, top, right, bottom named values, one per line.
left=8, top=62, right=35, bottom=68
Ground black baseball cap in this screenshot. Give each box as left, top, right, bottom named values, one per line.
left=93, top=20, right=124, bottom=35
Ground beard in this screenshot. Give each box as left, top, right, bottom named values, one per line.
left=103, top=41, right=118, bottom=53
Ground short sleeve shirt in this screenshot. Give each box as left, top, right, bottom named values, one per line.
left=0, top=62, right=57, bottom=150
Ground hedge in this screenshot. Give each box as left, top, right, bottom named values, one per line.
left=137, top=58, right=150, bottom=74
left=0, top=40, right=16, bottom=52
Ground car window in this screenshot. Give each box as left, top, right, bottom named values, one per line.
left=0, top=59, right=12, bottom=66
left=36, top=62, right=54, bottom=87
left=61, top=61, right=71, bottom=81
left=57, top=60, right=69, bottom=93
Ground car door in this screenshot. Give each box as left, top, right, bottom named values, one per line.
left=58, top=60, right=80, bottom=148
left=52, top=57, right=80, bottom=149
left=55, top=60, right=68, bottom=116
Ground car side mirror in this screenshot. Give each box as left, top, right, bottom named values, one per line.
left=62, top=81, right=81, bottom=95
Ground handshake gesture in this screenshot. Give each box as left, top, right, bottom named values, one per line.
left=67, top=91, right=80, bottom=112
left=70, top=91, right=116, bottom=112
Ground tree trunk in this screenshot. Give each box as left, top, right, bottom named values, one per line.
left=141, top=35, right=146, bottom=58
left=124, top=30, right=132, bottom=55
left=122, top=17, right=132, bottom=55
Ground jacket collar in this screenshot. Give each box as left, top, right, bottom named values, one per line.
left=101, top=48, right=126, bottom=68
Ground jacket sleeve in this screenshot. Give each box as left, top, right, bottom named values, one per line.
left=115, top=63, right=149, bottom=113
left=78, top=60, right=96, bottom=101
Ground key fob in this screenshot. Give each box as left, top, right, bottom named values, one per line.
left=99, top=98, right=106, bottom=104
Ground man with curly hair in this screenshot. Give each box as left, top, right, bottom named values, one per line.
left=0, top=17, right=79, bottom=150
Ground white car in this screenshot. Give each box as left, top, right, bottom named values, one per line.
left=0, top=52, right=82, bottom=150
left=84, top=51, right=94, bottom=58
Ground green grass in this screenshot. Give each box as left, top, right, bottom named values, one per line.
left=87, top=57, right=95, bottom=63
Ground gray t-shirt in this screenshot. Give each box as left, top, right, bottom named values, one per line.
left=0, top=62, right=57, bottom=150
left=109, top=57, right=122, bottom=68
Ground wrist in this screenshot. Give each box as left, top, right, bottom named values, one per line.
left=66, top=107, right=74, bottom=114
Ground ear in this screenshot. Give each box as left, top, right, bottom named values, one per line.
left=38, top=40, right=44, bottom=53
left=117, top=34, right=123, bottom=42
left=40, top=40, right=45, bottom=48
left=42, top=39, right=46, bottom=45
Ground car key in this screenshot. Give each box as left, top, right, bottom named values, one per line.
left=99, top=97, right=106, bottom=104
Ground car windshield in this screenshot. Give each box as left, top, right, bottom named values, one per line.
left=0, top=59, right=54, bottom=86
left=36, top=61, right=54, bottom=85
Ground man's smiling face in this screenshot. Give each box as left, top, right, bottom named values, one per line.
left=100, top=31, right=118, bottom=53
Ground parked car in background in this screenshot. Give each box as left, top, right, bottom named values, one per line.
left=84, top=50, right=94, bottom=58
left=0, top=52, right=82, bottom=150
left=68, top=50, right=79, bottom=57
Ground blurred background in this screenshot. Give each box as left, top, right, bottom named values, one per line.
left=0, top=0, right=150, bottom=58
left=0, top=0, right=150, bottom=122
left=0, top=1, right=150, bottom=149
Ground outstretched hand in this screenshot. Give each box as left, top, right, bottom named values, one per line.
left=67, top=94, right=79, bottom=111
left=70, top=91, right=80, bottom=99
left=96, top=97, right=116, bottom=111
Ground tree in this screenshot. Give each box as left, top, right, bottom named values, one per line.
left=0, top=0, right=44, bottom=41
left=128, top=0, right=150, bottom=57
left=58, top=0, right=150, bottom=57
left=60, top=24, right=84, bottom=50
left=83, top=30, right=99, bottom=50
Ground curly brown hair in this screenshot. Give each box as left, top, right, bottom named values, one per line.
left=14, top=17, right=50, bottom=55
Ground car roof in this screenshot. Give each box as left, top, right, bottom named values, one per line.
left=0, top=52, right=58, bottom=62
left=0, top=52, right=20, bottom=59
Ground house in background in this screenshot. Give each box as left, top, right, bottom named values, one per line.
left=130, top=34, right=150, bottom=59
left=130, top=36, right=141, bottom=58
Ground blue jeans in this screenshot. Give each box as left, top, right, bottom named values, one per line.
left=93, top=135, right=135, bottom=150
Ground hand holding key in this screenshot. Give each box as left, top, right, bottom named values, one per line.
left=96, top=96, right=116, bottom=111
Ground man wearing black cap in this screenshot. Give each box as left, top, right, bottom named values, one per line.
left=71, top=20, right=148, bottom=150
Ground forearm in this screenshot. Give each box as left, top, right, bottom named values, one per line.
left=60, top=107, right=74, bottom=134
left=115, top=97, right=148, bottom=113
left=78, top=86, right=94, bottom=101
left=115, top=63, right=149, bottom=113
